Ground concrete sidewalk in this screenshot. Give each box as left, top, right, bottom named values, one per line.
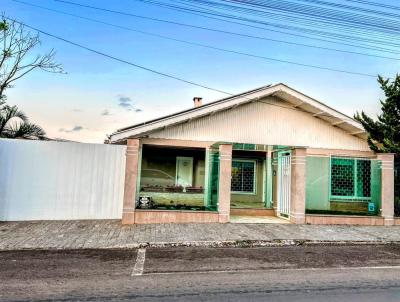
left=1, top=220, right=400, bottom=250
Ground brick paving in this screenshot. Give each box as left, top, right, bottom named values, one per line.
left=1, top=220, right=400, bottom=250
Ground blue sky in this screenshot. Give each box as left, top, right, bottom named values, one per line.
left=3, top=0, right=399, bottom=142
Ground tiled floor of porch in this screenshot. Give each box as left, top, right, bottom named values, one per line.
left=230, top=215, right=290, bottom=224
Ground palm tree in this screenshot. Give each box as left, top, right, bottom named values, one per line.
left=0, top=102, right=46, bottom=140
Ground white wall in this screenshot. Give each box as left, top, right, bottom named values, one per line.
left=0, top=139, right=126, bottom=221
left=149, top=97, right=370, bottom=151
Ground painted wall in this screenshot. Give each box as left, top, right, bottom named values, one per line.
left=0, top=139, right=126, bottom=221
left=305, top=156, right=382, bottom=214
left=149, top=97, right=370, bottom=151
left=305, top=156, right=330, bottom=211
left=230, top=158, right=264, bottom=205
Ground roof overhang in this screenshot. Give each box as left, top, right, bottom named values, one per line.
left=109, top=83, right=366, bottom=143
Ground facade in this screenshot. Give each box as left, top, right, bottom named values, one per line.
left=109, top=83, right=395, bottom=225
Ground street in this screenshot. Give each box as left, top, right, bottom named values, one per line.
left=1, top=245, right=400, bottom=301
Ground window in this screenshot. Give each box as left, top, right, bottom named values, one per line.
left=231, top=160, right=256, bottom=193
left=330, top=157, right=371, bottom=200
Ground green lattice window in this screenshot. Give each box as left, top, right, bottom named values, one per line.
left=330, top=157, right=371, bottom=200
left=231, top=160, right=256, bottom=193
left=232, top=143, right=256, bottom=151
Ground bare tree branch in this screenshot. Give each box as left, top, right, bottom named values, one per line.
left=0, top=16, right=64, bottom=100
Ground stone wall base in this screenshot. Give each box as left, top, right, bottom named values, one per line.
left=122, top=212, right=135, bottom=224
left=305, top=214, right=384, bottom=225
left=132, top=210, right=219, bottom=224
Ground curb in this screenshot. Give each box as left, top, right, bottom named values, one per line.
left=121, top=239, right=400, bottom=249
left=3, top=239, right=400, bottom=251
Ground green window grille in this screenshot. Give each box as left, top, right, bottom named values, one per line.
left=231, top=160, right=256, bottom=193
left=330, top=157, right=371, bottom=200
left=232, top=143, right=256, bottom=151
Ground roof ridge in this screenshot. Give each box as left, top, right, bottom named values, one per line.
left=115, top=83, right=274, bottom=133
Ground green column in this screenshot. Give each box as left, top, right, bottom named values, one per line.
left=204, top=148, right=220, bottom=211
left=135, top=143, right=143, bottom=202
left=264, top=150, right=273, bottom=208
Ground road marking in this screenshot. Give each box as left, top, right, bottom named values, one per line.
left=131, top=248, right=146, bottom=276
left=142, top=265, right=400, bottom=276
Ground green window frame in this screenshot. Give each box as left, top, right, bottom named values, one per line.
left=231, top=159, right=257, bottom=194
left=232, top=143, right=256, bottom=151
left=329, top=157, right=371, bottom=201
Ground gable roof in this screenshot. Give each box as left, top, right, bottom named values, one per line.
left=109, top=83, right=366, bottom=143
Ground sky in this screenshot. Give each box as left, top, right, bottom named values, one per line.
left=2, top=0, right=399, bottom=143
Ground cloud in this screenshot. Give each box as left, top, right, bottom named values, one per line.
left=117, top=95, right=142, bottom=112
left=118, top=96, right=133, bottom=109
left=72, top=108, right=83, bottom=112
left=101, top=109, right=111, bottom=116
left=59, top=125, right=84, bottom=133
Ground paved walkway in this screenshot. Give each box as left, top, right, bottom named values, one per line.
left=1, top=220, right=400, bottom=250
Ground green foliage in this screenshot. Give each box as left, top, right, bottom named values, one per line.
left=0, top=19, right=8, bottom=31
left=0, top=102, right=46, bottom=140
left=355, top=75, right=400, bottom=216
left=354, top=75, right=400, bottom=155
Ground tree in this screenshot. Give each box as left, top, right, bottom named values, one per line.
left=0, top=16, right=63, bottom=140
left=0, top=17, right=63, bottom=101
left=355, top=75, right=400, bottom=215
left=0, top=102, right=46, bottom=139
left=354, top=75, right=400, bottom=155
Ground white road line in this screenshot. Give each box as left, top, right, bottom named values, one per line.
left=142, top=265, right=400, bottom=276
left=131, top=248, right=146, bottom=276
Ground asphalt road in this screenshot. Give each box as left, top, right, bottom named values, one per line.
left=1, top=245, right=400, bottom=301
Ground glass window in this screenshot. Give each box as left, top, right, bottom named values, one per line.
left=330, top=157, right=371, bottom=200
left=231, top=160, right=256, bottom=193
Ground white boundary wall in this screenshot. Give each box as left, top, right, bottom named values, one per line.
left=0, top=139, right=126, bottom=221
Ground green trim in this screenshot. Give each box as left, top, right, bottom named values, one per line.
left=206, top=149, right=220, bottom=211
left=231, top=159, right=257, bottom=194
left=329, top=157, right=372, bottom=201
left=203, top=149, right=210, bottom=207
left=265, top=155, right=273, bottom=208
left=331, top=196, right=371, bottom=201
left=232, top=143, right=256, bottom=151
left=135, top=144, right=143, bottom=203
left=306, top=209, right=378, bottom=216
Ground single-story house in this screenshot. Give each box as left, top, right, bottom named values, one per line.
left=109, top=83, right=395, bottom=225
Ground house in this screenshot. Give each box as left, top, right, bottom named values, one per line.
left=109, top=83, right=395, bottom=225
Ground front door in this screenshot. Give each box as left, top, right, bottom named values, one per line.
left=277, top=151, right=291, bottom=218
left=176, top=156, right=193, bottom=187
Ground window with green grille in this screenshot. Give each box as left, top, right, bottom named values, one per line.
left=231, top=160, right=256, bottom=193
left=330, top=157, right=371, bottom=200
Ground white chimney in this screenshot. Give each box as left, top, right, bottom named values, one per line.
left=193, top=97, right=202, bottom=108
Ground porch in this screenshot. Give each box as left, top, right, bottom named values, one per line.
left=122, top=138, right=395, bottom=225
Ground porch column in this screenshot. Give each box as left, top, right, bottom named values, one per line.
left=122, top=138, right=140, bottom=224
left=218, top=144, right=232, bottom=223
left=377, top=153, right=395, bottom=226
left=290, top=148, right=307, bottom=224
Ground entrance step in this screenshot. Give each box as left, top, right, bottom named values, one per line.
left=230, top=215, right=290, bottom=224
left=230, top=208, right=275, bottom=217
